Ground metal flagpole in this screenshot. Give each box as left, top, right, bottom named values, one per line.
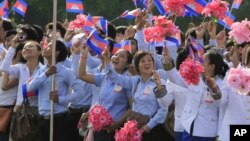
left=50, top=0, right=57, bottom=141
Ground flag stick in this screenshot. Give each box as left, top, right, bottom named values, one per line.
left=50, top=0, right=57, bottom=141
left=110, top=17, right=119, bottom=23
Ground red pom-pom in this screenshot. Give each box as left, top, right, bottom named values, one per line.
left=179, top=58, right=204, bottom=85
left=88, top=105, right=113, bottom=131
left=202, top=0, right=228, bottom=20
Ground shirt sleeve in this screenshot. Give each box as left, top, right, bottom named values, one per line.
left=147, top=103, right=167, bottom=129
left=26, top=70, right=48, bottom=91
left=165, top=68, right=187, bottom=88
left=0, top=47, right=20, bottom=78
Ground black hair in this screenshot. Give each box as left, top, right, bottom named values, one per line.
left=17, top=24, right=39, bottom=41
left=56, top=40, right=68, bottom=62
left=128, top=37, right=138, bottom=52
left=107, top=23, right=116, bottom=40
left=176, top=47, right=189, bottom=70
left=226, top=40, right=234, bottom=49
left=124, top=50, right=133, bottom=65
left=13, top=42, right=26, bottom=63
left=2, top=20, right=14, bottom=31
left=45, top=22, right=66, bottom=38
left=246, top=47, right=250, bottom=66
left=32, top=25, right=44, bottom=42
left=206, top=50, right=229, bottom=78
left=116, top=26, right=127, bottom=35
left=5, top=30, right=17, bottom=39
left=106, top=38, right=116, bottom=54
left=134, top=51, right=154, bottom=74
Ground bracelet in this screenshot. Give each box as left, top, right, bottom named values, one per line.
left=153, top=85, right=167, bottom=98
left=81, top=55, right=87, bottom=60
left=208, top=85, right=222, bottom=100
left=161, top=58, right=175, bottom=71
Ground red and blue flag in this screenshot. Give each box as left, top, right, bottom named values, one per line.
left=66, top=0, right=84, bottom=13
left=232, top=0, right=242, bottom=9
left=112, top=40, right=131, bottom=54
left=119, top=8, right=141, bottom=19
left=188, top=36, right=204, bottom=64
left=12, top=0, right=27, bottom=17
left=153, top=0, right=166, bottom=15
left=184, top=0, right=207, bottom=16
left=0, top=0, right=9, bottom=18
left=83, top=14, right=95, bottom=33
left=22, top=80, right=39, bottom=97
left=87, top=31, right=109, bottom=55
left=217, top=12, right=235, bottom=30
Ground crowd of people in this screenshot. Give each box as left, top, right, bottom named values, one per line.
left=0, top=1, right=249, bottom=141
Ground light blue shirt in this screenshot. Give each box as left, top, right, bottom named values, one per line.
left=27, top=62, right=83, bottom=116
left=93, top=71, right=132, bottom=122
left=70, top=54, right=93, bottom=108
left=106, top=64, right=167, bottom=129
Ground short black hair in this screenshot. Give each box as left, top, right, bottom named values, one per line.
left=5, top=30, right=17, bottom=39
left=32, top=25, right=44, bottom=42
left=45, top=22, right=66, bottom=38
left=116, top=26, right=127, bottom=35
left=107, top=23, right=116, bottom=40
left=2, top=20, right=14, bottom=31
left=56, top=40, right=68, bottom=62
left=17, top=24, right=39, bottom=41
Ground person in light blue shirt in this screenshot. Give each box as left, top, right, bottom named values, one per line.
left=27, top=40, right=83, bottom=141
left=101, top=50, right=168, bottom=141
left=78, top=47, right=133, bottom=141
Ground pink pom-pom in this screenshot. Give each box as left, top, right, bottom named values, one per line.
left=179, top=58, right=204, bottom=85
left=201, top=0, right=228, bottom=20
left=115, top=120, right=143, bottom=141
left=164, top=0, right=186, bottom=16
left=229, top=19, right=250, bottom=45
left=153, top=16, right=180, bottom=37
left=88, top=105, right=113, bottom=131
left=68, top=14, right=87, bottom=30
left=227, top=66, right=250, bottom=95
left=143, top=26, right=165, bottom=43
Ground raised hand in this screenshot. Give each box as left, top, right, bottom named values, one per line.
left=152, top=70, right=162, bottom=90
left=207, top=21, right=217, bottom=40
left=196, top=22, right=208, bottom=39
left=216, top=30, right=226, bottom=49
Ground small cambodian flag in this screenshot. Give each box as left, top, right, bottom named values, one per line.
left=0, top=0, right=9, bottom=18
left=12, top=0, right=27, bottom=17
left=153, top=0, right=166, bottom=15
left=66, top=0, right=84, bottom=13
left=184, top=0, right=207, bottom=16
left=217, top=12, right=235, bottom=30
left=119, top=8, right=141, bottom=19
left=232, top=0, right=242, bottom=9
left=87, top=31, right=109, bottom=55
left=112, top=40, right=131, bottom=54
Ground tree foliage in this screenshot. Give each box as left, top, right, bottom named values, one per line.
left=7, top=0, right=250, bottom=31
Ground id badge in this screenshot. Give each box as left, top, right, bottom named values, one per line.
left=113, top=84, right=123, bottom=93
left=205, top=93, right=214, bottom=104
left=143, top=85, right=152, bottom=96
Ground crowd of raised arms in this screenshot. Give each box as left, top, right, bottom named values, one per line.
left=0, top=1, right=249, bottom=141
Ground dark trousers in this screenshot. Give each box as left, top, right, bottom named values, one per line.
left=67, top=112, right=83, bottom=141
left=142, top=125, right=169, bottom=141
left=39, top=113, right=70, bottom=141
left=175, top=132, right=184, bottom=141
left=182, top=131, right=216, bottom=141
left=94, top=130, right=115, bottom=141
